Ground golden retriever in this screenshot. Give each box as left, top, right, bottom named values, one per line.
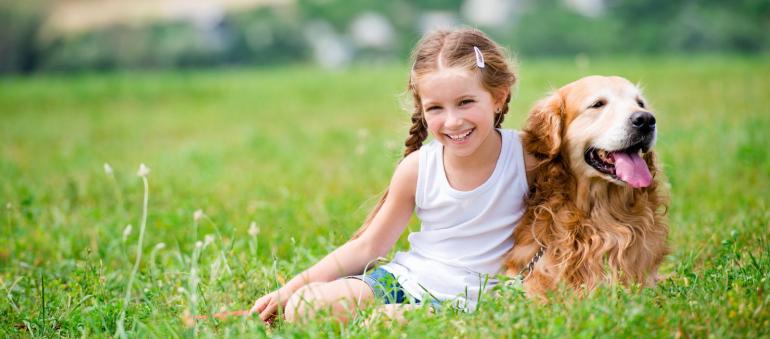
left=505, top=75, right=669, bottom=297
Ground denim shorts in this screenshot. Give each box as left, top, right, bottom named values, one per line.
left=347, top=267, right=420, bottom=305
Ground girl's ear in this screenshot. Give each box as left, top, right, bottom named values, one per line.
left=495, top=88, right=511, bottom=109
left=523, top=92, right=563, bottom=159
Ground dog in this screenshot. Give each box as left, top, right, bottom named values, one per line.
left=505, top=75, right=669, bottom=297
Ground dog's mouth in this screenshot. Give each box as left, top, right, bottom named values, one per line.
left=585, top=143, right=652, bottom=188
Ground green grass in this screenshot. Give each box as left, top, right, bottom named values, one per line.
left=1, top=55, right=769, bottom=337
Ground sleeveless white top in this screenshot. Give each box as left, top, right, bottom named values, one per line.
left=380, top=129, right=528, bottom=311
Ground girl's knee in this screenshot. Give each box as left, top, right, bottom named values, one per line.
left=284, top=282, right=324, bottom=323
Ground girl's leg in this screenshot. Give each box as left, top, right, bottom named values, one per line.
left=284, top=278, right=374, bottom=323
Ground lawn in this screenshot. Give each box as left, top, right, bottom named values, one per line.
left=1, top=55, right=768, bottom=337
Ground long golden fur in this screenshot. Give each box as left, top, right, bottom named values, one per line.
left=505, top=76, right=669, bottom=297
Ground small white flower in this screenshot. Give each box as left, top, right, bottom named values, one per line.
left=203, top=234, right=215, bottom=247
left=195, top=241, right=203, bottom=249
left=103, top=163, right=113, bottom=176
left=137, top=163, right=150, bottom=177
left=5, top=202, right=11, bottom=209
left=357, top=128, right=370, bottom=139
left=384, top=140, right=398, bottom=151
left=154, top=242, right=166, bottom=250
left=122, top=224, right=133, bottom=241
left=193, top=209, right=204, bottom=222
left=248, top=222, right=260, bottom=237
left=177, top=287, right=186, bottom=293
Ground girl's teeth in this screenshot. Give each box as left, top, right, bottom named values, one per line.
left=449, top=129, right=472, bottom=141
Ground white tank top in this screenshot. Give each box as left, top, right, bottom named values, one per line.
left=381, top=129, right=528, bottom=311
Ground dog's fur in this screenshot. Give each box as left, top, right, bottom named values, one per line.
left=505, top=76, right=669, bottom=297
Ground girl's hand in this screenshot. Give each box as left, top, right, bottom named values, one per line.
left=248, top=287, right=293, bottom=322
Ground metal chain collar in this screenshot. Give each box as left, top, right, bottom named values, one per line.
left=518, top=246, right=545, bottom=279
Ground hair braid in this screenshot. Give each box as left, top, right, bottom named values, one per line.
left=404, top=98, right=428, bottom=157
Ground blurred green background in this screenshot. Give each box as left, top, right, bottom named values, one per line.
left=1, top=0, right=769, bottom=73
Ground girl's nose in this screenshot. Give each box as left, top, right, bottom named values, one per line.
left=445, top=110, right=464, bottom=128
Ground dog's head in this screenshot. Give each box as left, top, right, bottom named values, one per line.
left=525, top=75, right=657, bottom=188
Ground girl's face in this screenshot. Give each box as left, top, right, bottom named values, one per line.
left=417, top=67, right=501, bottom=158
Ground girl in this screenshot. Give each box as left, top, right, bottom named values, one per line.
left=249, top=28, right=529, bottom=323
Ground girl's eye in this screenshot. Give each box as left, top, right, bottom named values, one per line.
left=589, top=99, right=606, bottom=109
left=637, top=98, right=646, bottom=108
left=425, top=106, right=440, bottom=112
left=459, top=99, right=474, bottom=106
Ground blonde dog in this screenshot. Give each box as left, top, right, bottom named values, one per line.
left=506, top=76, right=669, bottom=297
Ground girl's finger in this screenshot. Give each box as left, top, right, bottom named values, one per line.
left=248, top=296, right=269, bottom=315
left=259, top=302, right=277, bottom=322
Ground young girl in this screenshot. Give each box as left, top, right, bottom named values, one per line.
left=249, top=28, right=528, bottom=323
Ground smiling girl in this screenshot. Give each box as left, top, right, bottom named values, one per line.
left=249, top=28, right=529, bottom=323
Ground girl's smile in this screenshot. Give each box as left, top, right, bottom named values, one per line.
left=446, top=127, right=475, bottom=143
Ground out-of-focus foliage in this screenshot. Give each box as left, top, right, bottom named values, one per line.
left=0, top=0, right=768, bottom=73
left=0, top=1, right=45, bottom=73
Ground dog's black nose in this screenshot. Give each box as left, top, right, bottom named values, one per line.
left=630, top=111, right=656, bottom=132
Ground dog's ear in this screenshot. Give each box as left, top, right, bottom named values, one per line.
left=523, top=93, right=564, bottom=159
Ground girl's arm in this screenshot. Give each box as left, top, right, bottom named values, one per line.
left=250, top=151, right=420, bottom=321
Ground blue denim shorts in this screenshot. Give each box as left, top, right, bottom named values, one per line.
left=347, top=267, right=420, bottom=304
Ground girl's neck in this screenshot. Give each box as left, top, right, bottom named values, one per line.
left=443, top=129, right=503, bottom=190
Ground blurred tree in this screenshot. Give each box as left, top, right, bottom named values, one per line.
left=512, top=0, right=622, bottom=55
left=607, top=0, right=769, bottom=53
left=0, top=1, right=45, bottom=73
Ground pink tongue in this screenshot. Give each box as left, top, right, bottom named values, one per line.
left=612, top=151, right=652, bottom=188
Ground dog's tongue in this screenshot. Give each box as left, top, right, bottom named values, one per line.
left=612, top=151, right=652, bottom=188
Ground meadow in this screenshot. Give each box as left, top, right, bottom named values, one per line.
left=1, top=55, right=768, bottom=337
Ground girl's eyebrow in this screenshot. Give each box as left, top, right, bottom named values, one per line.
left=422, top=100, right=441, bottom=107
left=423, top=93, right=478, bottom=107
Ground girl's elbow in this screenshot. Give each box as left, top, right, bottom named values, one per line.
left=354, top=236, right=391, bottom=261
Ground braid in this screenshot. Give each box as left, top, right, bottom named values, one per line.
left=404, top=100, right=428, bottom=157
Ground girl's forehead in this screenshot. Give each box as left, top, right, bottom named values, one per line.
left=417, top=67, right=485, bottom=98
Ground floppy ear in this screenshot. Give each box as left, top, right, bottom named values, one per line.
left=523, top=93, right=564, bottom=159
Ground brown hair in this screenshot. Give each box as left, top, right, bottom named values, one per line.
left=352, top=27, right=517, bottom=239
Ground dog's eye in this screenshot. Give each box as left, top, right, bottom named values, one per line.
left=589, top=100, right=606, bottom=109
left=637, top=98, right=646, bottom=108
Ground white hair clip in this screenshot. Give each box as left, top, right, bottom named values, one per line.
left=473, top=46, right=485, bottom=69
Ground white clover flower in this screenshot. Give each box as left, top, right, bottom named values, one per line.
left=154, top=242, right=166, bottom=250
left=203, top=234, right=215, bottom=247
left=248, top=221, right=260, bottom=237
left=103, top=163, right=113, bottom=176
left=122, top=224, right=133, bottom=241
left=195, top=241, right=203, bottom=249
left=193, top=209, right=204, bottom=222
left=355, top=144, right=366, bottom=155
left=384, top=140, right=398, bottom=151
left=137, top=163, right=150, bottom=177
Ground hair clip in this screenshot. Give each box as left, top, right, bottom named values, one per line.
left=473, top=46, right=485, bottom=69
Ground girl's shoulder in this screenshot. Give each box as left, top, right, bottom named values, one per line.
left=389, top=149, right=420, bottom=198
